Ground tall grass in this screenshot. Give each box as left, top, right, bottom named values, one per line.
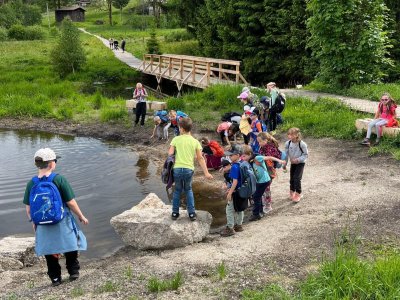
left=147, top=271, right=184, bottom=293
left=242, top=245, right=400, bottom=299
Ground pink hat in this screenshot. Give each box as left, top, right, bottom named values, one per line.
left=237, top=92, right=249, bottom=99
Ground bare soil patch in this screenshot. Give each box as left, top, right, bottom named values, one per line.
left=1, top=117, right=400, bottom=299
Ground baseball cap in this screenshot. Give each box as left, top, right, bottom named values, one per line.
left=224, top=148, right=242, bottom=156
left=34, top=148, right=61, bottom=162
left=221, top=159, right=231, bottom=167
left=237, top=92, right=249, bottom=99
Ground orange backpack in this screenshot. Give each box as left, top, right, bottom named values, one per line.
left=208, top=140, right=224, bottom=157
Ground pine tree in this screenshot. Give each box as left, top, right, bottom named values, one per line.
left=51, top=18, right=86, bottom=78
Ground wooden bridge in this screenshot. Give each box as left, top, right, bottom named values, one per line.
left=138, top=54, right=248, bottom=91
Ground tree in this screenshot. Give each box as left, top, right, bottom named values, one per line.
left=384, top=0, right=400, bottom=80
left=146, top=29, right=160, bottom=54
left=307, top=0, right=392, bottom=87
left=51, top=18, right=86, bottom=78
left=106, top=0, right=112, bottom=25
left=113, top=0, right=129, bottom=24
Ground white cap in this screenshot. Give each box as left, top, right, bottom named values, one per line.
left=243, top=105, right=251, bottom=111
left=34, top=148, right=60, bottom=162
left=242, top=87, right=250, bottom=93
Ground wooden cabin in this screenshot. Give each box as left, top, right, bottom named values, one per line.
left=55, top=6, right=85, bottom=23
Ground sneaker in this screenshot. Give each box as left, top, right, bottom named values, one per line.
left=171, top=212, right=179, bottom=220
left=292, top=192, right=303, bottom=203
left=263, top=204, right=273, bottom=214
left=220, top=226, right=235, bottom=237
left=233, top=224, right=243, bottom=232
left=360, top=139, right=370, bottom=146
left=69, top=273, right=79, bottom=281
left=249, top=214, right=261, bottom=222
left=51, top=277, right=62, bottom=287
left=189, top=212, right=197, bottom=221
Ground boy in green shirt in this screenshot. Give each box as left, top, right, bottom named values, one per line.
left=168, top=118, right=213, bottom=221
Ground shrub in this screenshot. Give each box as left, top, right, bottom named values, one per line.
left=0, top=5, right=18, bottom=29
left=167, top=97, right=186, bottom=110
left=0, top=27, right=7, bottom=41
left=164, top=30, right=193, bottom=42
left=22, top=5, right=42, bottom=26
left=57, top=106, right=73, bottom=120
left=8, top=25, right=44, bottom=40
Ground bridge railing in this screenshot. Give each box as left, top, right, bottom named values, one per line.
left=139, top=54, right=247, bottom=90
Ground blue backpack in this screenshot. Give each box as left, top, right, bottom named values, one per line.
left=29, top=173, right=65, bottom=225
left=176, top=111, right=188, bottom=120
left=237, top=161, right=257, bottom=199
left=155, top=110, right=169, bottom=123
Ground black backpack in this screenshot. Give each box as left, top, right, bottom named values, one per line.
left=221, top=112, right=241, bottom=122
left=272, top=93, right=286, bottom=113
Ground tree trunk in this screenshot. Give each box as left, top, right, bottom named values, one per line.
left=108, top=1, right=112, bottom=26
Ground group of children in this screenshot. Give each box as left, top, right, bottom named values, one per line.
left=108, top=37, right=126, bottom=52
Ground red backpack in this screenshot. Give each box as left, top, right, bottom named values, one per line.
left=208, top=140, right=224, bottom=157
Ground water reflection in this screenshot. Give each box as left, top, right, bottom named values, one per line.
left=135, top=155, right=150, bottom=184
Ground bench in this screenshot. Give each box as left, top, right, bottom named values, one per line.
left=126, top=100, right=167, bottom=111
left=355, top=119, right=400, bottom=137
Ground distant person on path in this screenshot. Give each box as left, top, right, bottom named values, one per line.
left=113, top=40, right=119, bottom=50
left=283, top=128, right=309, bottom=202
left=121, top=38, right=126, bottom=53
left=360, top=93, right=398, bottom=146
left=109, top=38, right=113, bottom=49
left=23, top=148, right=88, bottom=286
left=133, top=83, right=148, bottom=127
left=266, top=82, right=279, bottom=133
left=168, top=118, right=213, bottom=221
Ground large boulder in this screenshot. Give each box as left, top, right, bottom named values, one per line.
left=0, top=236, right=38, bottom=271
left=110, top=193, right=213, bottom=250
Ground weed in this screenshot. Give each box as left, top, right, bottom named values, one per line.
left=138, top=274, right=146, bottom=280
left=147, top=271, right=184, bottom=293
left=27, top=280, right=35, bottom=288
left=216, top=262, right=227, bottom=280
left=5, top=293, right=18, bottom=300
left=125, top=265, right=133, bottom=280
left=71, top=286, right=84, bottom=297
left=97, top=280, right=119, bottom=293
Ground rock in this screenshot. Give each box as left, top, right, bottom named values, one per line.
left=110, top=193, right=212, bottom=250
left=0, top=236, right=38, bottom=270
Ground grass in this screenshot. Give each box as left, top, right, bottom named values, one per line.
left=216, top=262, right=227, bottom=280
left=97, top=280, right=119, bottom=293
left=0, top=30, right=139, bottom=124
left=242, top=244, right=400, bottom=300
left=71, top=286, right=85, bottom=297
left=307, top=80, right=400, bottom=101
left=147, top=271, right=184, bottom=293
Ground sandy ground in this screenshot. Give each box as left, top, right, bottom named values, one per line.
left=1, top=117, right=400, bottom=299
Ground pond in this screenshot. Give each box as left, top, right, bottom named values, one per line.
left=0, top=129, right=225, bottom=259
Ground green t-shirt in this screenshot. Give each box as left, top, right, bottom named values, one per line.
left=170, top=134, right=202, bottom=170
left=23, top=174, right=75, bottom=205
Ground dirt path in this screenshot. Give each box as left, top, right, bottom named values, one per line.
left=1, top=118, right=400, bottom=299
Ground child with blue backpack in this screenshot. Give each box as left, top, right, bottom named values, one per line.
left=23, top=148, right=88, bottom=287
left=169, top=110, right=188, bottom=136
left=249, top=108, right=266, bottom=154
left=250, top=155, right=286, bottom=221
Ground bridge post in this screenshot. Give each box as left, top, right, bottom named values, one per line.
left=236, top=65, right=239, bottom=83
left=180, top=59, right=183, bottom=80
left=192, top=60, right=196, bottom=83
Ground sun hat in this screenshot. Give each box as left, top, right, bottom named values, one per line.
left=34, top=148, right=60, bottom=162
left=237, top=92, right=249, bottom=99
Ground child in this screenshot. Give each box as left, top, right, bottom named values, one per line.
left=283, top=128, right=309, bottom=202
left=249, top=109, right=264, bottom=153
left=150, top=116, right=171, bottom=140
left=168, top=118, right=213, bottom=221
left=23, top=148, right=88, bottom=286
left=169, top=110, right=188, bottom=136
left=200, top=137, right=224, bottom=170
left=250, top=155, right=285, bottom=221
left=239, top=109, right=252, bottom=145
left=265, top=82, right=279, bottom=133
left=360, top=93, right=398, bottom=146
left=133, top=83, right=148, bottom=127
left=220, top=147, right=248, bottom=237
left=257, top=132, right=282, bottom=213
left=216, top=121, right=239, bottom=147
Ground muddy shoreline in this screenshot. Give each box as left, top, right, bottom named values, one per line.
left=2, top=117, right=400, bottom=299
